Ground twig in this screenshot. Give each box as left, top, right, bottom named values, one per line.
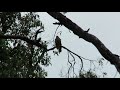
left=67, top=51, right=72, bottom=78
left=47, top=47, right=56, bottom=51
left=62, top=46, right=83, bottom=72
left=35, top=27, right=44, bottom=40
left=90, top=61, right=96, bottom=70
left=69, top=52, right=77, bottom=78
left=53, top=25, right=61, bottom=42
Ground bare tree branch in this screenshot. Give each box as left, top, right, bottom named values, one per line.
left=47, top=12, right=120, bottom=74
left=35, top=27, right=44, bottom=40
left=53, top=25, right=61, bottom=42
left=0, top=34, right=47, bottom=51
left=62, top=46, right=83, bottom=72
left=67, top=51, right=71, bottom=78
left=47, top=47, right=56, bottom=51
left=69, top=52, right=77, bottom=78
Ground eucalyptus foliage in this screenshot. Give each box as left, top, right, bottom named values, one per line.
left=0, top=12, right=50, bottom=78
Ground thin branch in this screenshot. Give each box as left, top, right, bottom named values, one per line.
left=69, top=52, right=77, bottom=78
left=53, top=25, right=60, bottom=42
left=62, top=46, right=83, bottom=72
left=67, top=51, right=72, bottom=78
left=90, top=61, right=96, bottom=70
left=35, top=27, right=44, bottom=40
left=80, top=56, right=97, bottom=62
left=47, top=47, right=56, bottom=51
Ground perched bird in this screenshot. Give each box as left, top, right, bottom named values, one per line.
left=55, top=36, right=62, bottom=53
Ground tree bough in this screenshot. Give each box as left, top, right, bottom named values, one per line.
left=47, top=12, right=120, bottom=74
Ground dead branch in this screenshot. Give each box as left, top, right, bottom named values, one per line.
left=69, top=52, right=77, bottom=77
left=67, top=51, right=71, bottom=78
left=62, top=46, right=83, bottom=72
left=53, top=25, right=61, bottom=42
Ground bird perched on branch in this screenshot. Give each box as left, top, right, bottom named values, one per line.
left=55, top=36, right=62, bottom=53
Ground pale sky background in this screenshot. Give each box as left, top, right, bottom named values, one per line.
left=38, top=12, right=120, bottom=78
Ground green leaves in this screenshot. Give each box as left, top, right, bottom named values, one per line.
left=0, top=12, right=50, bottom=78
left=79, top=70, right=98, bottom=78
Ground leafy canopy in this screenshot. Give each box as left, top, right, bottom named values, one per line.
left=0, top=12, right=50, bottom=78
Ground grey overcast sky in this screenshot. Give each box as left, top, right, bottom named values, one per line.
left=38, top=12, right=120, bottom=78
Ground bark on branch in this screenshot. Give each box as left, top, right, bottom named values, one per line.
left=0, top=35, right=47, bottom=51
left=47, top=12, right=120, bottom=73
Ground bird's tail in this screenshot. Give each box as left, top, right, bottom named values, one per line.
left=59, top=47, right=62, bottom=53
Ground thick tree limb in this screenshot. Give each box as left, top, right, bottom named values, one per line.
left=47, top=12, right=120, bottom=73
left=0, top=35, right=47, bottom=51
